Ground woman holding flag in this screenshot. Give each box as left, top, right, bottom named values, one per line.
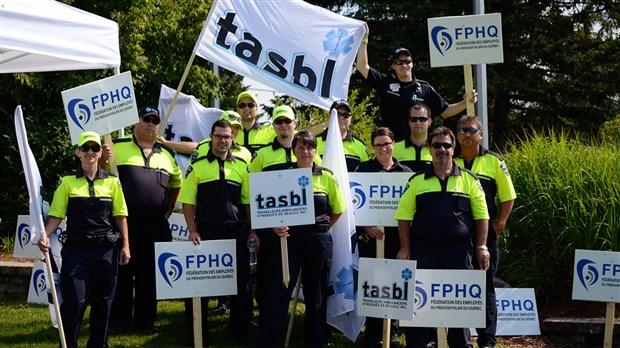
left=38, top=131, right=130, bottom=348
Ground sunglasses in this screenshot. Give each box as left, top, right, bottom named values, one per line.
left=458, top=127, right=479, bottom=135
left=273, top=118, right=293, bottom=125
left=141, top=115, right=161, bottom=125
left=430, top=142, right=453, bottom=150
left=79, top=144, right=101, bottom=153
left=409, top=116, right=429, bottom=123
left=373, top=142, right=393, bottom=150
left=337, top=112, right=352, bottom=119
left=238, top=102, right=256, bottom=109
left=394, top=58, right=413, bottom=66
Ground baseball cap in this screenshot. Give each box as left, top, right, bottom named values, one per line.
left=139, top=106, right=160, bottom=119
left=272, top=105, right=295, bottom=121
left=389, top=47, right=412, bottom=62
left=78, top=131, right=101, bottom=147
left=236, top=91, right=258, bottom=105
left=220, top=110, right=243, bottom=128
left=330, top=100, right=351, bottom=113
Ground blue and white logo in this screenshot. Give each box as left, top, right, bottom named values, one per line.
left=67, top=98, right=92, bottom=131
left=158, top=252, right=183, bottom=288
left=576, top=259, right=599, bottom=290
left=349, top=181, right=366, bottom=210
left=414, top=280, right=428, bottom=315
left=323, top=28, right=355, bottom=57
left=430, top=26, right=453, bottom=56
left=17, top=223, right=32, bottom=250
left=32, top=269, right=46, bottom=297
left=298, top=175, right=310, bottom=188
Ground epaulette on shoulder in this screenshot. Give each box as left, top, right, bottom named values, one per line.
left=113, top=137, right=132, bottom=144
left=352, top=135, right=366, bottom=144
left=233, top=155, right=248, bottom=164
left=61, top=171, right=77, bottom=178
left=320, top=166, right=334, bottom=175
left=417, top=79, right=431, bottom=86
left=460, top=166, right=480, bottom=180
left=485, top=150, right=504, bottom=162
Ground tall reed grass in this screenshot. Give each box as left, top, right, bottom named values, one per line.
left=500, top=129, right=620, bottom=305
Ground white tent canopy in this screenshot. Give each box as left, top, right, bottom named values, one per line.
left=0, top=0, right=120, bottom=73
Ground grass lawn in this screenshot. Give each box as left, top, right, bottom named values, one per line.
left=0, top=297, right=535, bottom=347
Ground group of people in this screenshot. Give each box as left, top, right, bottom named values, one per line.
left=35, top=21, right=515, bottom=348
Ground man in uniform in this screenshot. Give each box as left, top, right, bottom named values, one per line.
left=235, top=91, right=277, bottom=155
left=108, top=106, right=183, bottom=333
left=395, top=126, right=490, bottom=348
left=312, top=99, right=369, bottom=172
left=454, top=116, right=516, bottom=348
left=178, top=119, right=253, bottom=347
left=393, top=103, right=433, bottom=172
left=356, top=23, right=477, bottom=141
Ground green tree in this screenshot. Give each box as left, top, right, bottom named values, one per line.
left=0, top=0, right=243, bottom=239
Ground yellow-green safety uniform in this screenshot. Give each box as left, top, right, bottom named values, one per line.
left=237, top=122, right=276, bottom=155
left=392, top=138, right=432, bottom=172
left=316, top=128, right=369, bottom=172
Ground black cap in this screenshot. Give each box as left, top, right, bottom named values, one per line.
left=139, top=106, right=160, bottom=118
left=330, top=100, right=351, bottom=112
left=388, top=47, right=412, bottom=62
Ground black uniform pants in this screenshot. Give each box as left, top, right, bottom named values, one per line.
left=472, top=239, right=499, bottom=348
left=257, top=228, right=332, bottom=348
left=110, top=216, right=171, bottom=328
left=405, top=241, right=474, bottom=348
left=60, top=243, right=118, bottom=348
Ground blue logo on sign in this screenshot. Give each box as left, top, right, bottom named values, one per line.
left=349, top=181, right=366, bottom=209
left=17, top=223, right=32, bottom=249
left=67, top=98, right=92, bottom=131
left=576, top=259, right=599, bottom=290
left=323, top=28, right=355, bottom=57
left=32, top=269, right=46, bottom=297
left=158, top=252, right=183, bottom=288
left=414, top=280, right=428, bottom=314
left=430, top=26, right=453, bottom=56
left=298, top=175, right=310, bottom=188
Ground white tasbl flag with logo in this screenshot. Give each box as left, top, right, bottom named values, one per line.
left=194, top=0, right=365, bottom=110
left=322, top=110, right=365, bottom=341
left=158, top=84, right=223, bottom=175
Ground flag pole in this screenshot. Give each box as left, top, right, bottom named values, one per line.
left=281, top=237, right=290, bottom=287
left=376, top=228, right=390, bottom=348
left=285, top=271, right=302, bottom=347
left=158, top=51, right=198, bottom=137
left=44, top=251, right=67, bottom=348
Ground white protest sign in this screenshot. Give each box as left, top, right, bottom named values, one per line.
left=349, top=173, right=411, bottom=227
left=13, top=215, right=66, bottom=259
left=168, top=212, right=190, bottom=242
left=357, top=257, right=417, bottom=320
left=61, top=71, right=138, bottom=144
left=27, top=261, right=48, bottom=305
left=155, top=240, right=237, bottom=300
left=572, top=249, right=620, bottom=303
left=495, top=288, right=541, bottom=336
left=428, top=13, right=503, bottom=67
left=401, top=269, right=486, bottom=328
left=249, top=168, right=315, bottom=229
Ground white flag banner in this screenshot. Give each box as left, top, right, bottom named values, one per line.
left=158, top=84, right=223, bottom=174
left=194, top=0, right=365, bottom=109
left=322, top=109, right=364, bottom=341
left=14, top=105, right=62, bottom=327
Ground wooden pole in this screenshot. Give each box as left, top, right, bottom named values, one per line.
left=376, top=227, right=391, bottom=348
left=192, top=297, right=202, bottom=348
left=285, top=271, right=302, bottom=347
left=102, top=134, right=117, bottom=175
left=463, top=64, right=476, bottom=116
left=44, top=252, right=66, bottom=348
left=603, top=301, right=616, bottom=348
left=158, top=51, right=198, bottom=137
left=281, top=236, right=290, bottom=287
left=437, top=327, right=448, bottom=348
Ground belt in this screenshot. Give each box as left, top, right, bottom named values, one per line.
left=62, top=232, right=120, bottom=246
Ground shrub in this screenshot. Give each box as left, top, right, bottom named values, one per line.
left=499, top=129, right=620, bottom=305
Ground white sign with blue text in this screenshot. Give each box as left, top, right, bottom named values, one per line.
left=357, top=257, right=417, bottom=320
left=572, top=249, right=620, bottom=303
left=348, top=173, right=411, bottom=227
left=61, top=71, right=139, bottom=144
left=249, top=168, right=315, bottom=229
left=13, top=215, right=66, bottom=259
left=154, top=240, right=237, bottom=300
left=495, top=288, right=541, bottom=335
left=168, top=212, right=190, bottom=242
left=401, top=269, right=486, bottom=327
left=27, top=261, right=48, bottom=305
left=428, top=13, right=503, bottom=67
